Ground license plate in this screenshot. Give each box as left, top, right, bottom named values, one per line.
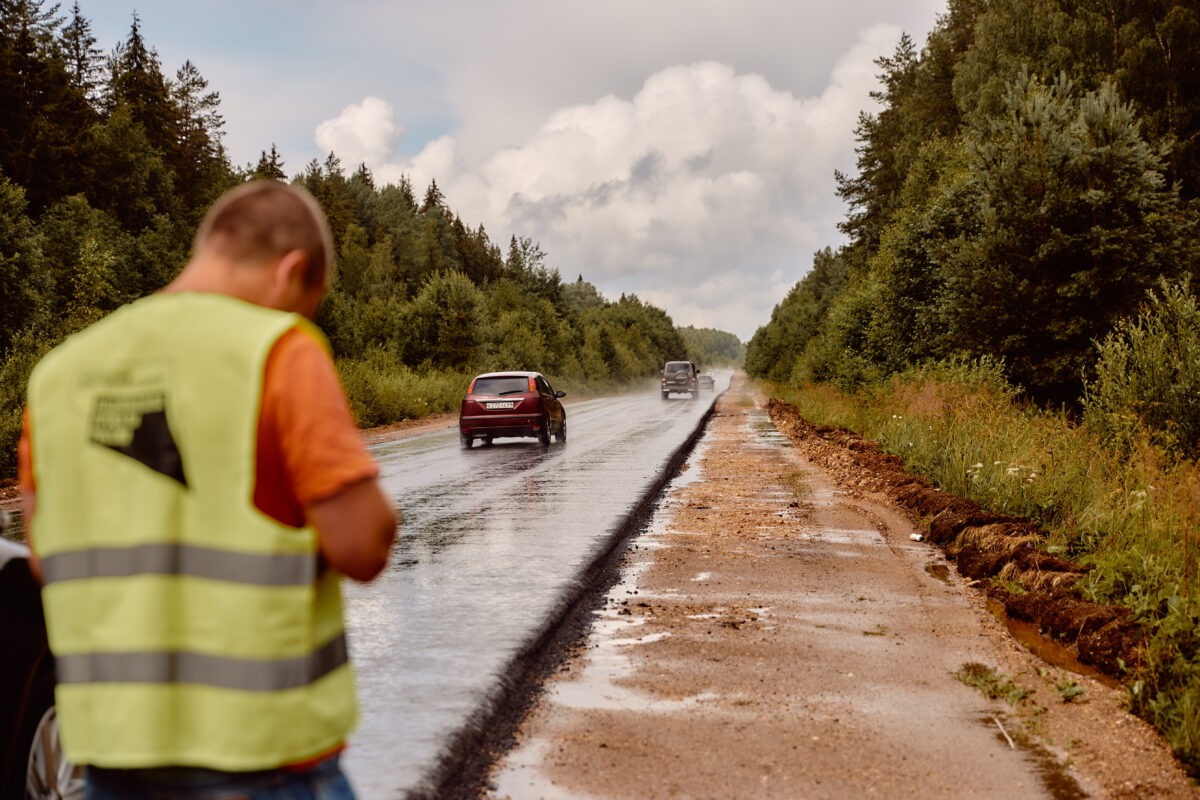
left=486, top=401, right=515, bottom=409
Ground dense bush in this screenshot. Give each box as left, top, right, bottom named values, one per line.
left=1084, top=278, right=1200, bottom=461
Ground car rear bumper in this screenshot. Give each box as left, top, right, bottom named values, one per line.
left=460, top=413, right=546, bottom=438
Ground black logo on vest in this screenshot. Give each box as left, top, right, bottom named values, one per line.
left=90, top=391, right=188, bottom=486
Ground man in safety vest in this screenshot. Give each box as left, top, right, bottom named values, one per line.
left=19, top=180, right=398, bottom=799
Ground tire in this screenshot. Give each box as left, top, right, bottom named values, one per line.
left=661, top=391, right=670, bottom=400
left=14, top=671, right=84, bottom=800
left=555, top=420, right=567, bottom=444
left=460, top=433, right=473, bottom=449
left=537, top=426, right=551, bottom=446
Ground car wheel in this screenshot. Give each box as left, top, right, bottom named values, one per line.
left=555, top=421, right=567, bottom=444
left=460, top=433, right=473, bottom=449
left=661, top=392, right=669, bottom=400
left=537, top=424, right=551, bottom=446
left=19, top=674, right=84, bottom=800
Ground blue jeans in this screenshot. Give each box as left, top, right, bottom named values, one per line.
left=85, top=756, right=356, bottom=800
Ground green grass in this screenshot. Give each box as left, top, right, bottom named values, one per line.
left=954, top=662, right=1033, bottom=706
left=763, top=360, right=1200, bottom=774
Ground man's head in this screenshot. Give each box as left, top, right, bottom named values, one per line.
left=188, top=181, right=335, bottom=317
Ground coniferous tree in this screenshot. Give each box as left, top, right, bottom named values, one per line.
left=835, top=34, right=919, bottom=261
left=60, top=1, right=101, bottom=99
left=250, top=145, right=287, bottom=181
left=171, top=59, right=230, bottom=216
left=942, top=74, right=1194, bottom=401
left=0, top=0, right=96, bottom=211
left=106, top=14, right=177, bottom=151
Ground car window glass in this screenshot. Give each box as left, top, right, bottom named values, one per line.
left=472, top=376, right=529, bottom=395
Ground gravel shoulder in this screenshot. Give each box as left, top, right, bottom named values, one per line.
left=484, top=376, right=1197, bottom=799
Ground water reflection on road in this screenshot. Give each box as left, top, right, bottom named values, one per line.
left=342, top=378, right=725, bottom=799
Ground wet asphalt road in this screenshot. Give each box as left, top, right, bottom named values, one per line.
left=341, top=377, right=727, bottom=799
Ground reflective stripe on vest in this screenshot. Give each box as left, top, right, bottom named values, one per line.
left=55, top=633, right=348, bottom=691
left=40, top=543, right=317, bottom=586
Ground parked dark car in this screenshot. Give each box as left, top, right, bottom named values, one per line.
left=459, top=371, right=567, bottom=447
left=698, top=374, right=715, bottom=391
left=0, top=535, right=84, bottom=799
left=661, top=360, right=699, bottom=400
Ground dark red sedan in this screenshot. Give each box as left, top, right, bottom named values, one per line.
left=459, top=371, right=567, bottom=448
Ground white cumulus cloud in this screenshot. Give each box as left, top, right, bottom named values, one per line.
left=315, top=97, right=404, bottom=168
left=319, top=25, right=902, bottom=340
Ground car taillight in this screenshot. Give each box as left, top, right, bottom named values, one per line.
left=528, top=377, right=537, bottom=392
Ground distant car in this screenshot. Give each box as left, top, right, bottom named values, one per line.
left=0, top=537, right=84, bottom=799
left=698, top=374, right=715, bottom=391
left=661, top=360, right=699, bottom=400
left=459, top=371, right=567, bottom=448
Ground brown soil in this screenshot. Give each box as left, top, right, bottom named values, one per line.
left=485, top=375, right=1198, bottom=799
left=362, top=412, right=457, bottom=442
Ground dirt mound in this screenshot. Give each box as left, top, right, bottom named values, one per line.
left=767, top=398, right=1143, bottom=679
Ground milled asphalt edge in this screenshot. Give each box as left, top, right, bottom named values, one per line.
left=405, top=390, right=724, bottom=800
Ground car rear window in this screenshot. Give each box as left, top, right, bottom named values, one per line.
left=471, top=376, right=531, bottom=396
left=665, top=362, right=691, bottom=373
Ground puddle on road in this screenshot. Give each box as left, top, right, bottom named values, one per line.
left=925, top=562, right=953, bottom=585
left=976, top=713, right=1089, bottom=800
left=750, top=416, right=791, bottom=449
left=986, top=600, right=1120, bottom=689
left=804, top=526, right=883, bottom=546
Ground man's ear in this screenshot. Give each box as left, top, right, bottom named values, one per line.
left=275, top=249, right=310, bottom=291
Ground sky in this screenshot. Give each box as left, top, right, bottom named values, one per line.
left=79, top=1, right=948, bottom=341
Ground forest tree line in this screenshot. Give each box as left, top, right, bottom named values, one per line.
left=746, top=0, right=1200, bottom=457
left=0, top=1, right=738, bottom=476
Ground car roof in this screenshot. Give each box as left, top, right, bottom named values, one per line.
left=472, top=371, right=542, bottom=379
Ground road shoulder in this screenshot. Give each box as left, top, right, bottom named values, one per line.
left=485, top=376, right=1197, bottom=799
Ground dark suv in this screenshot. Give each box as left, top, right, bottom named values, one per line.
left=661, top=360, right=699, bottom=400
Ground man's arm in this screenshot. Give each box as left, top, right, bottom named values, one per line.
left=261, top=328, right=400, bottom=582
left=306, top=477, right=398, bottom=582
left=17, top=408, right=42, bottom=583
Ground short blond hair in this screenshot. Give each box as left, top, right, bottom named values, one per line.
left=194, top=181, right=335, bottom=289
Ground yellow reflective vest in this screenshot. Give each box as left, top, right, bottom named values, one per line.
left=28, top=292, right=358, bottom=770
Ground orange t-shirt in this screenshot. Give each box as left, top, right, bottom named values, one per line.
left=18, top=327, right=378, bottom=527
